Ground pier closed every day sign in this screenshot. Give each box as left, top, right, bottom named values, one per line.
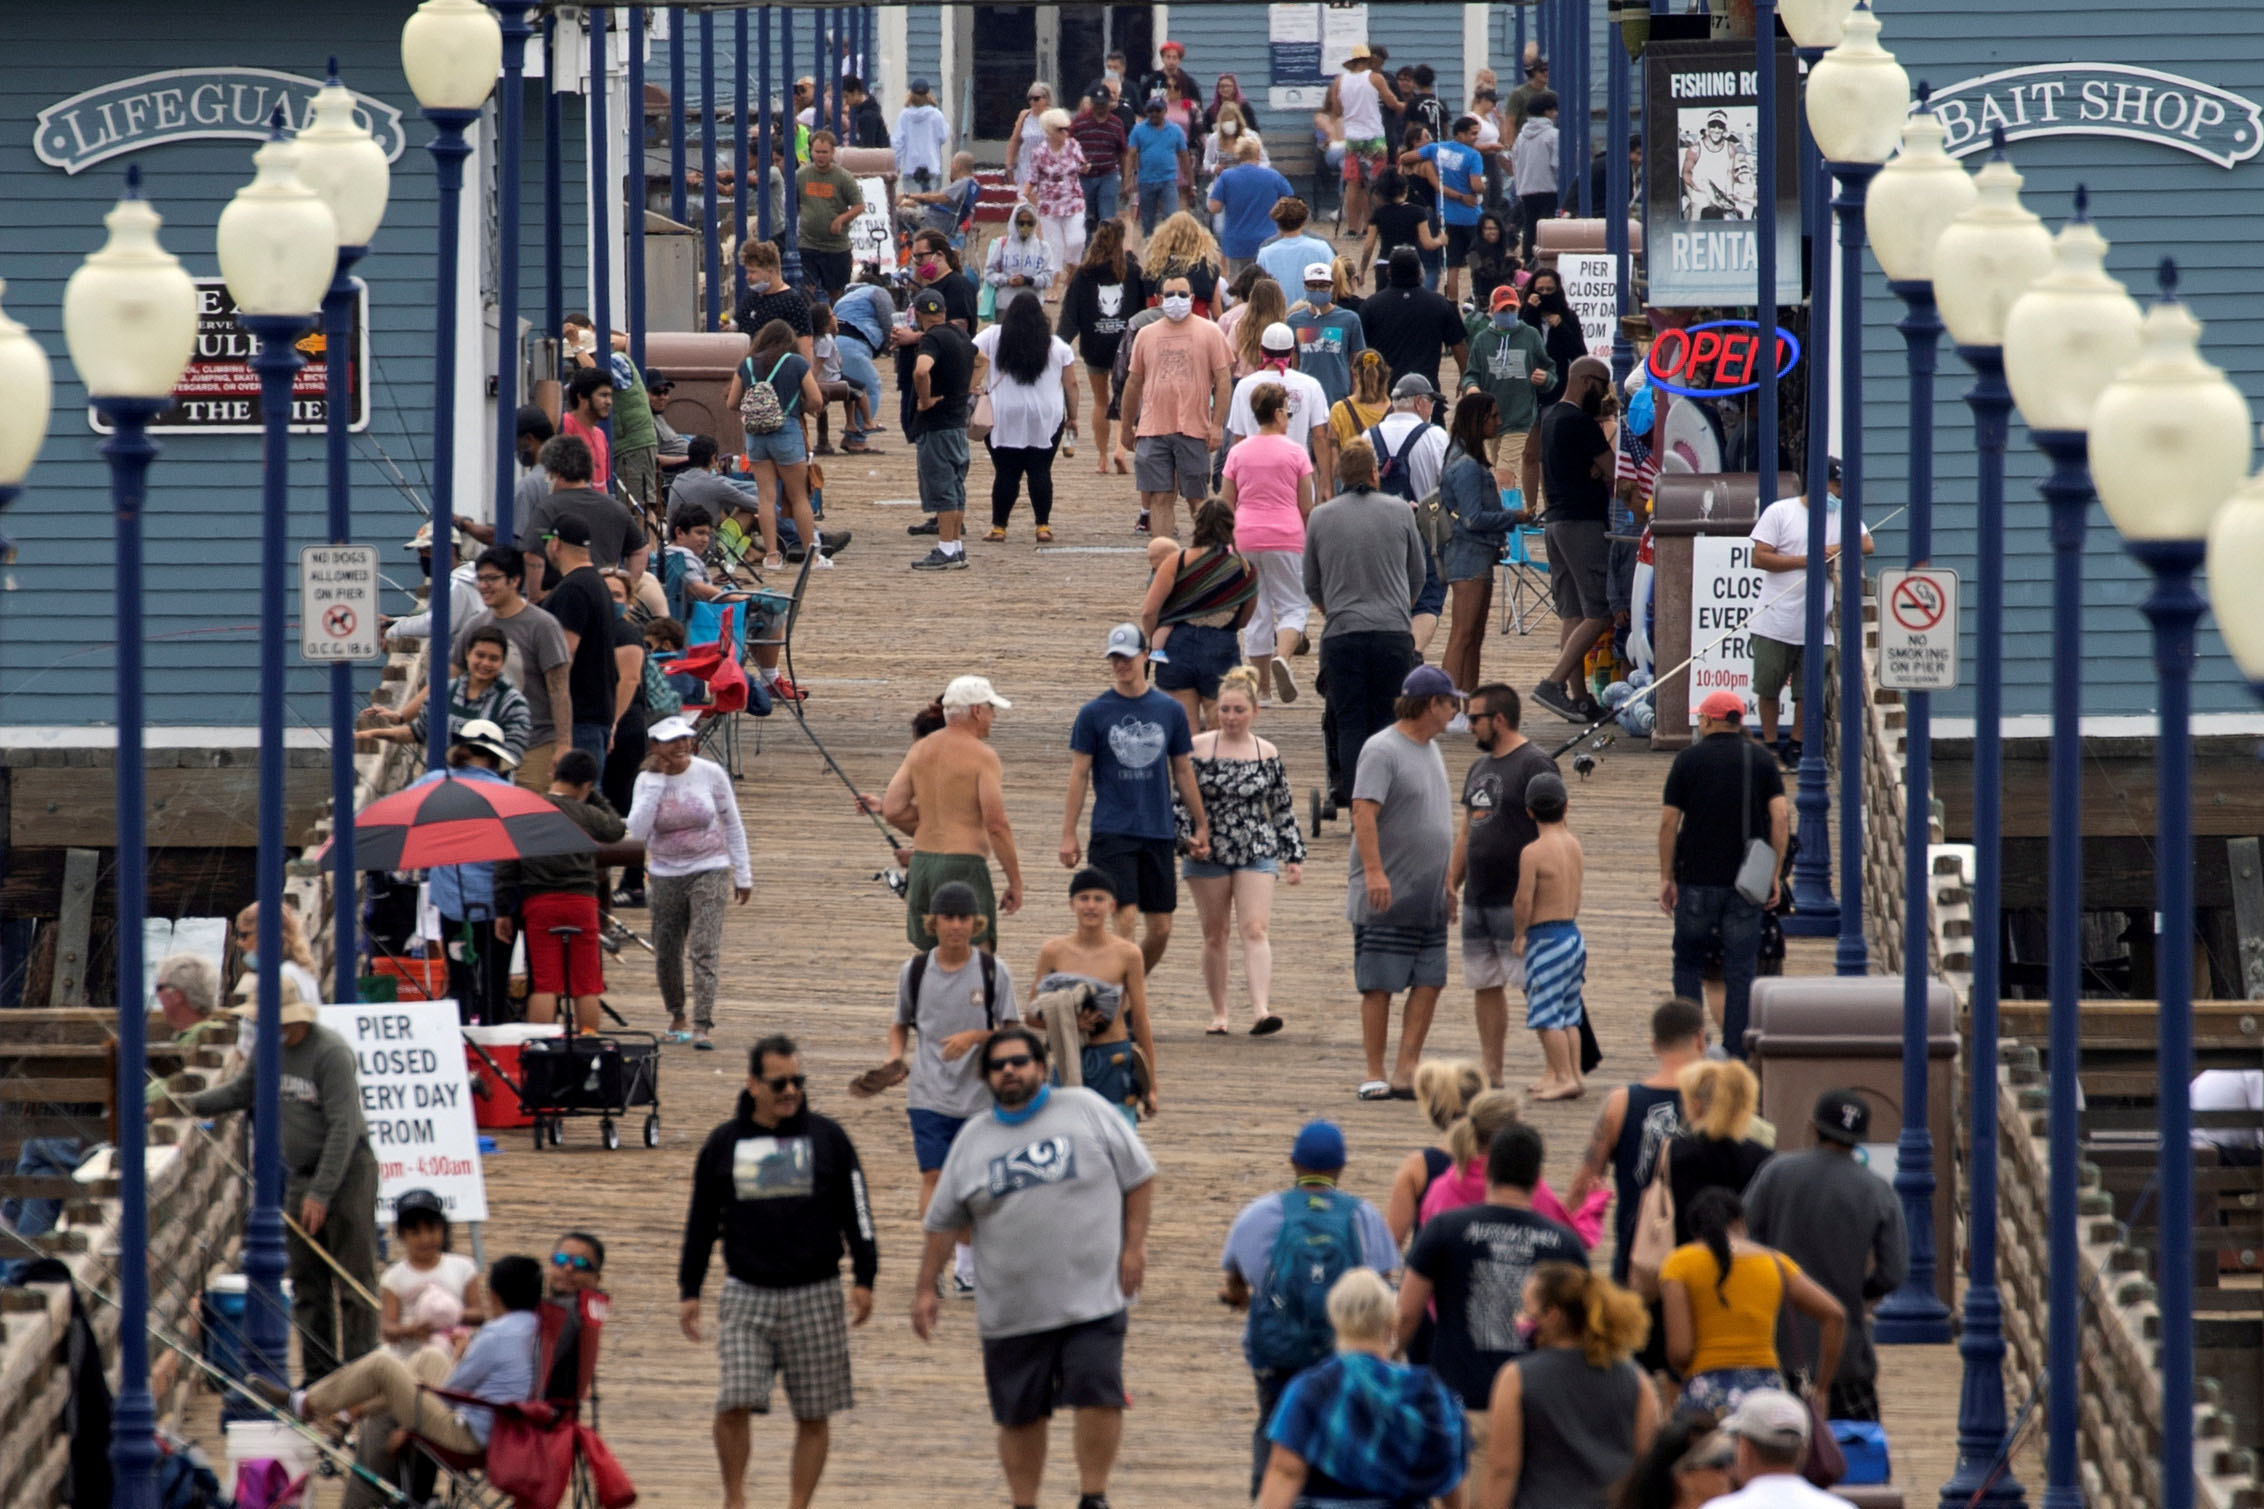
left=1687, top=534, right=1796, bottom=726
left=320, top=1000, right=488, bottom=1224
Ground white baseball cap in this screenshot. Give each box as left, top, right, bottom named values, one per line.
left=647, top=715, right=700, bottom=744
left=941, top=675, right=1012, bottom=711
left=1260, top=321, right=1296, bottom=353
left=1302, top=261, right=1335, bottom=284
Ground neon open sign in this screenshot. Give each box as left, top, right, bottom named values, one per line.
left=1646, top=320, right=1802, bottom=398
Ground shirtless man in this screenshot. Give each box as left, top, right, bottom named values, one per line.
left=1030, top=868, right=1160, bottom=1122
left=1511, top=771, right=1586, bottom=1101
left=882, top=675, right=1025, bottom=951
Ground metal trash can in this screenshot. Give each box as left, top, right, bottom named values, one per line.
left=1747, top=975, right=1958, bottom=1309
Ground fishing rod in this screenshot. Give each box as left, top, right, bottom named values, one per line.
left=1548, top=505, right=1908, bottom=767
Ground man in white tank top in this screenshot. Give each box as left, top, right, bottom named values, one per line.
left=1326, top=44, right=1401, bottom=238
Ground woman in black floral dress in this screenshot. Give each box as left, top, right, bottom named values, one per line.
left=1181, top=665, right=1307, bottom=1035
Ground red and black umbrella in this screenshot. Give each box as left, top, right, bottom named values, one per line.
left=352, top=775, right=599, bottom=871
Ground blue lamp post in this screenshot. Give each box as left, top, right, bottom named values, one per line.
left=1862, top=91, right=1976, bottom=1345
left=2093, top=266, right=2253, bottom=1509
left=216, top=114, right=340, bottom=1395
left=1749, top=0, right=1778, bottom=528
left=295, top=68, right=392, bottom=1008
left=2004, top=197, right=2149, bottom=1508
left=1804, top=0, right=1907, bottom=977
left=402, top=0, right=503, bottom=773
left=487, top=2, right=536, bottom=542
left=1606, top=6, right=1633, bottom=384
left=668, top=10, right=687, bottom=227
left=1777, top=0, right=1856, bottom=940
left=64, top=174, right=190, bottom=1508
left=629, top=7, right=648, bottom=370
left=1930, top=134, right=2054, bottom=1509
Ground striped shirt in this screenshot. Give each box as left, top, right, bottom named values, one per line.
left=1069, top=113, right=1127, bottom=177
left=410, top=675, right=534, bottom=763
left=1156, top=545, right=1257, bottom=628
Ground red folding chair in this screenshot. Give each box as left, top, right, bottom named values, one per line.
left=406, top=1291, right=633, bottom=1509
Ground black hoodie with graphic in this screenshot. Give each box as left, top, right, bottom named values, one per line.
left=679, top=1095, right=878, bottom=1298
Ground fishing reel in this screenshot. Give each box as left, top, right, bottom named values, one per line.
left=877, top=868, right=909, bottom=897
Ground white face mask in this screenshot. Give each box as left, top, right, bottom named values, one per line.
left=1161, top=293, right=1194, bottom=321
left=1222, top=120, right=1239, bottom=136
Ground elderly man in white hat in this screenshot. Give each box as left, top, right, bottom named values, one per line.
left=1707, top=1389, right=1847, bottom=1509
left=881, top=675, right=1024, bottom=952
left=175, top=973, right=380, bottom=1384
left=382, top=521, right=481, bottom=641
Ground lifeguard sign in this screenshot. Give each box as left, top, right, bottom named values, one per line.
left=1646, top=320, right=1802, bottom=399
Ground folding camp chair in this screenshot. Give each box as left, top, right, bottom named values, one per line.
left=1499, top=525, right=1555, bottom=635
left=405, top=1289, right=630, bottom=1509
left=671, top=602, right=754, bottom=778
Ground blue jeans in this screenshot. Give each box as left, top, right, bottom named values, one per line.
left=1672, top=883, right=1764, bottom=1057
left=571, top=721, right=612, bottom=763
left=1082, top=174, right=1121, bottom=235
left=1137, top=180, right=1177, bottom=235
left=4, top=1137, right=84, bottom=1243
left=837, top=337, right=883, bottom=443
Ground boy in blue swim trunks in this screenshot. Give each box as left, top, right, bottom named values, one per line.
left=1512, top=771, right=1587, bottom=1102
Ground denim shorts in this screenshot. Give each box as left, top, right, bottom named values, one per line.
left=1151, top=623, right=1243, bottom=700
left=1183, top=855, right=1278, bottom=880
left=742, top=423, right=808, bottom=467
left=1413, top=543, right=1446, bottom=618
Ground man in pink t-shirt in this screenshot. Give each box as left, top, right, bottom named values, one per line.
left=1119, top=273, right=1234, bottom=539
left=562, top=369, right=614, bottom=492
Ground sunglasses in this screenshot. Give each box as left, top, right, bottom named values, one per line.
left=551, top=1251, right=595, bottom=1272
left=762, top=1074, right=806, bottom=1092
left=984, top=1053, right=1035, bottom=1073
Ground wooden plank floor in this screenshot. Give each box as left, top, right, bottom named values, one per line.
left=185, top=341, right=1997, bottom=1508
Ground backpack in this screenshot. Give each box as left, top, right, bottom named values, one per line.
left=739, top=353, right=795, bottom=435
left=1246, top=1186, right=1363, bottom=1372
left=1369, top=421, right=1451, bottom=557
left=906, top=947, right=999, bottom=1030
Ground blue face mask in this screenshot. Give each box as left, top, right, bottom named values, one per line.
left=1491, top=311, right=1517, bottom=330
left=241, top=950, right=259, bottom=970
left=1307, top=289, right=1332, bottom=308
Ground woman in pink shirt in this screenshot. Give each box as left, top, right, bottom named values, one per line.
left=1219, top=382, right=1315, bottom=705
left=1417, top=1087, right=1610, bottom=1245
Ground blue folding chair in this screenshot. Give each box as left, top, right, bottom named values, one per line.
left=1499, top=516, right=1555, bottom=636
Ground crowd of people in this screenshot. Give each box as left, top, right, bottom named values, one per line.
left=44, top=31, right=1969, bottom=1509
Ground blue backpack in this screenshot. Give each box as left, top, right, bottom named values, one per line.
left=1247, top=1186, right=1363, bottom=1372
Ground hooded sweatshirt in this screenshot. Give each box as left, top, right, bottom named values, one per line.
left=1511, top=115, right=1560, bottom=197
left=679, top=1095, right=878, bottom=1298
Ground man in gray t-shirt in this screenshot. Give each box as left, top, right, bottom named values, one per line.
left=912, top=1026, right=1154, bottom=1507
left=1346, top=666, right=1462, bottom=1100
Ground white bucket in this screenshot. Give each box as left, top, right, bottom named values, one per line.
left=224, top=1419, right=315, bottom=1484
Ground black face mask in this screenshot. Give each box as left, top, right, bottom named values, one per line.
left=1578, top=383, right=1606, bottom=417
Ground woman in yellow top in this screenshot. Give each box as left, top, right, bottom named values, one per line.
left=1325, top=348, right=1393, bottom=490
left=1660, top=1186, right=1845, bottom=1419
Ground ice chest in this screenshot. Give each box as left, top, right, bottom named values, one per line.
left=464, top=1023, right=566, bottom=1130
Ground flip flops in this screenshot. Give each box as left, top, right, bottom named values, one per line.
left=848, top=1059, right=912, bottom=1097
left=1249, top=1015, right=1285, bottom=1037
left=1358, top=1080, right=1393, bottom=1101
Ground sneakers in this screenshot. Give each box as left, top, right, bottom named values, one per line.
left=1270, top=657, right=1298, bottom=703
left=1077, top=1495, right=1112, bottom=1509
left=911, top=546, right=969, bottom=570
left=907, top=517, right=939, bottom=536
left=767, top=674, right=808, bottom=702
left=1446, top=712, right=1471, bottom=734
left=1570, top=694, right=1607, bottom=724
left=1532, top=680, right=1585, bottom=723
left=1778, top=738, right=1803, bottom=771
left=1133, top=510, right=1150, bottom=534
left=610, top=886, right=646, bottom=909
left=950, top=1273, right=976, bottom=1299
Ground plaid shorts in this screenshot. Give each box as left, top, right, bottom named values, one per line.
left=715, top=1277, right=854, bottom=1419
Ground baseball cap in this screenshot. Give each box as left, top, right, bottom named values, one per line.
left=1260, top=321, right=1296, bottom=353
left=404, top=521, right=468, bottom=552
left=1160, top=39, right=1185, bottom=55
left=941, top=674, right=1012, bottom=711
left=1827, top=456, right=1845, bottom=485
left=1401, top=664, right=1463, bottom=699
left=1525, top=771, right=1569, bottom=820
left=928, top=881, right=982, bottom=917
left=1291, top=1120, right=1348, bottom=1171
left=1105, top=622, right=1148, bottom=658
left=545, top=515, right=593, bottom=548
left=394, top=1188, right=447, bottom=1222
left=1145, top=91, right=1167, bottom=111
left=644, top=368, right=675, bottom=393
left=1391, top=373, right=1437, bottom=400
left=452, top=718, right=520, bottom=769
left=1812, top=1089, right=1872, bottom=1146
left=1720, top=1389, right=1811, bottom=1450
left=1696, top=690, right=1748, bottom=722
left=911, top=288, right=947, bottom=317
left=647, top=714, right=699, bottom=744
left=909, top=77, right=933, bottom=95
left=1069, top=865, right=1119, bottom=899
left=1303, top=261, right=1336, bottom=285
left=1490, top=284, right=1521, bottom=312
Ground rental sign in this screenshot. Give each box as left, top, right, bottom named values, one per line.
left=1645, top=320, right=1801, bottom=399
